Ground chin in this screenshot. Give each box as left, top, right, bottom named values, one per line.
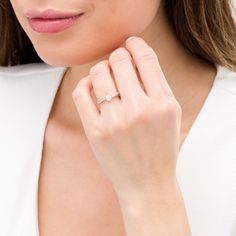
left=35, top=47, right=101, bottom=66
left=38, top=55, right=95, bottom=67
left=35, top=39, right=126, bottom=67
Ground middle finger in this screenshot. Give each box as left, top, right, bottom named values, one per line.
left=109, top=47, right=147, bottom=105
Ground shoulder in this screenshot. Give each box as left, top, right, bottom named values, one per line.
left=214, top=64, right=236, bottom=96
left=0, top=62, right=53, bottom=74
left=0, top=63, right=67, bottom=180
left=0, top=62, right=67, bottom=120
left=0, top=62, right=67, bottom=99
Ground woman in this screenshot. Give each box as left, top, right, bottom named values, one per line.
left=0, top=0, right=236, bottom=235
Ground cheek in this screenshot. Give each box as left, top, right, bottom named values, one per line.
left=10, top=1, right=33, bottom=37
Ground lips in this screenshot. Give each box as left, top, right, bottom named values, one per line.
left=25, top=9, right=84, bottom=33
left=25, top=9, right=84, bottom=19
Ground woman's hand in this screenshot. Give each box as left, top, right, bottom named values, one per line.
left=72, top=36, right=181, bottom=194
left=72, top=36, right=191, bottom=236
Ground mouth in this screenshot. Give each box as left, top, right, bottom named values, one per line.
left=26, top=9, right=85, bottom=33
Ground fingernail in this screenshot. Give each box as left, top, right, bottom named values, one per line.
left=126, top=36, right=136, bottom=43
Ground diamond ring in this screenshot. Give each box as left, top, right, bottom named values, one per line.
left=96, top=92, right=120, bottom=105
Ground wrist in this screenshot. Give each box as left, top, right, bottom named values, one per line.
left=116, top=178, right=192, bottom=236
left=116, top=177, right=180, bottom=209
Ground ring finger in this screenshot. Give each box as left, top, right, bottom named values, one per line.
left=89, top=60, right=120, bottom=114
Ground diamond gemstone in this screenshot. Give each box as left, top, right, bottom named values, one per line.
left=105, top=95, right=113, bottom=101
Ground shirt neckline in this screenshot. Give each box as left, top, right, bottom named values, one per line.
left=178, top=63, right=224, bottom=157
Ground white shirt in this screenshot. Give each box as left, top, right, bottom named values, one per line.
left=0, top=62, right=236, bottom=236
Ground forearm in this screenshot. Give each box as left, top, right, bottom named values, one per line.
left=117, top=179, right=192, bottom=236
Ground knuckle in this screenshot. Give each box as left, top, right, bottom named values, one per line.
left=142, top=99, right=180, bottom=119
left=170, top=98, right=182, bottom=114
left=72, top=88, right=83, bottom=101
left=137, top=48, right=158, bottom=62
left=72, top=90, right=79, bottom=100
left=131, top=104, right=153, bottom=124
left=90, top=60, right=108, bottom=75
left=109, top=47, right=130, bottom=63
left=161, top=99, right=181, bottom=117
left=91, top=126, right=108, bottom=140
left=77, top=76, right=87, bottom=86
left=92, top=128, right=104, bottom=140
left=124, top=99, right=181, bottom=126
left=175, top=101, right=182, bottom=117
left=72, top=80, right=86, bottom=100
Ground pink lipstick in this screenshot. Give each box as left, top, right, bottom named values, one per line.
left=25, top=9, right=84, bottom=33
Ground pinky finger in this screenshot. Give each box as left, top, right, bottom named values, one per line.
left=72, top=76, right=100, bottom=129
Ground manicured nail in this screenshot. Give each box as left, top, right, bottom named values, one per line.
left=126, top=36, right=136, bottom=43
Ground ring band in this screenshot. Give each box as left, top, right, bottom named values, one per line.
left=97, top=92, right=120, bottom=105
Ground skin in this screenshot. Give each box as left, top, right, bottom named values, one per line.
left=10, top=0, right=217, bottom=235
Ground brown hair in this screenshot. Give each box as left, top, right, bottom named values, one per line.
left=0, top=0, right=236, bottom=70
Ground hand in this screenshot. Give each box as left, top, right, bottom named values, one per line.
left=72, top=36, right=182, bottom=197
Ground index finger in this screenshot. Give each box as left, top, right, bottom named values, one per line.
left=125, top=36, right=174, bottom=98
